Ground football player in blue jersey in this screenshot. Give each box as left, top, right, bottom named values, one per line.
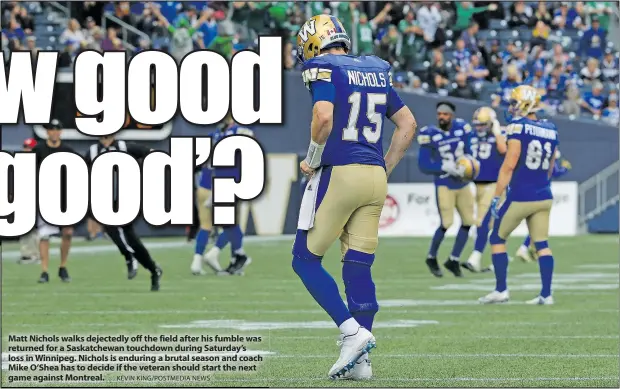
left=480, top=85, right=559, bottom=305
left=190, top=162, right=226, bottom=275
left=292, top=15, right=417, bottom=380
left=462, top=107, right=507, bottom=272
left=198, top=116, right=254, bottom=276
left=417, top=101, right=475, bottom=278
left=515, top=148, right=571, bottom=263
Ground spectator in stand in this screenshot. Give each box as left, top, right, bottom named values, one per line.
left=492, top=65, right=521, bottom=108
left=87, top=26, right=103, bottom=51
left=579, top=16, right=607, bottom=60
left=25, top=35, right=39, bottom=58
left=59, top=19, right=87, bottom=51
left=466, top=53, right=489, bottom=82
left=208, top=20, right=237, bottom=60
left=101, top=27, right=118, bottom=51
left=585, top=1, right=614, bottom=31
left=58, top=41, right=76, bottom=68
left=198, top=7, right=219, bottom=49
left=508, top=1, right=533, bottom=28
left=453, top=2, right=496, bottom=35
left=579, top=80, right=606, bottom=116
left=2, top=17, right=25, bottom=41
left=108, top=2, right=136, bottom=31
left=580, top=57, right=603, bottom=84
left=532, top=1, right=553, bottom=26
left=398, top=10, right=425, bottom=69
left=602, top=92, right=619, bottom=126
left=545, top=64, right=568, bottom=112
left=553, top=2, right=583, bottom=30
left=546, top=43, right=570, bottom=73
left=416, top=2, right=444, bottom=49
left=450, top=71, right=478, bottom=99
left=488, top=51, right=505, bottom=82
left=601, top=49, right=619, bottom=83
left=152, top=6, right=209, bottom=63
left=15, top=5, right=34, bottom=34
left=376, top=24, right=399, bottom=65
left=525, top=63, right=548, bottom=89
left=530, top=20, right=550, bottom=49
left=407, top=76, right=426, bottom=95
left=563, top=84, right=582, bottom=117
left=452, top=38, right=471, bottom=73
left=460, top=21, right=479, bottom=54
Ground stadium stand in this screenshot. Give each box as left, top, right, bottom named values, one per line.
left=2, top=1, right=619, bottom=126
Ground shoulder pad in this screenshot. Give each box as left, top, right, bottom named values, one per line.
left=419, top=125, right=435, bottom=134
left=302, top=58, right=333, bottom=85
left=505, top=123, right=524, bottom=135
left=417, top=134, right=432, bottom=145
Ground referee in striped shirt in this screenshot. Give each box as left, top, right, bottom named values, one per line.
left=84, top=135, right=163, bottom=291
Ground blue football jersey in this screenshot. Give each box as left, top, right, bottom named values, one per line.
left=471, top=131, right=505, bottom=182
left=302, top=54, right=405, bottom=168
left=505, top=117, right=559, bottom=201
left=199, top=163, right=213, bottom=189
left=209, top=124, right=255, bottom=182
left=417, top=118, right=473, bottom=189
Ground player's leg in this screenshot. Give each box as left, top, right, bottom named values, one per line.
left=516, top=234, right=535, bottom=262
left=525, top=200, right=555, bottom=304
left=465, top=183, right=495, bottom=271
left=480, top=200, right=528, bottom=303
left=103, top=225, right=138, bottom=279
left=336, top=166, right=386, bottom=380
left=57, top=227, right=73, bottom=282
left=19, top=228, right=40, bottom=264
left=221, top=225, right=252, bottom=275
left=426, top=186, right=455, bottom=277
left=120, top=224, right=162, bottom=291
left=192, top=188, right=222, bottom=274
left=36, top=218, right=59, bottom=283
left=446, top=186, right=475, bottom=276
left=292, top=166, right=375, bottom=379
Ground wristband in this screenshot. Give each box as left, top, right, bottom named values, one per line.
left=304, top=140, right=324, bottom=169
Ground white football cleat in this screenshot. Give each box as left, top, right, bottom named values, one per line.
left=203, top=248, right=223, bottom=273
left=328, top=327, right=376, bottom=380
left=526, top=295, right=554, bottom=305
left=478, top=290, right=510, bottom=304
left=191, top=254, right=207, bottom=275
left=464, top=251, right=482, bottom=272
left=339, top=355, right=372, bottom=380
left=515, top=245, right=534, bottom=263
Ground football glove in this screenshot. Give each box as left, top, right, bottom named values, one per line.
left=561, top=159, right=572, bottom=170
left=441, top=160, right=465, bottom=178
left=490, top=196, right=501, bottom=219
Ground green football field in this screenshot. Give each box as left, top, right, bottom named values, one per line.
left=1, top=234, right=619, bottom=387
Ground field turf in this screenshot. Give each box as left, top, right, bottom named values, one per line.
left=1, top=235, right=619, bottom=387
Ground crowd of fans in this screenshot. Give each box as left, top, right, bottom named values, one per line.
left=2, top=1, right=619, bottom=126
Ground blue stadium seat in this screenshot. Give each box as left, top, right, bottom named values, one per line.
left=489, top=19, right=507, bottom=30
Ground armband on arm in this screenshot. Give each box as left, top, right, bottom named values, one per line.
left=304, top=141, right=325, bottom=169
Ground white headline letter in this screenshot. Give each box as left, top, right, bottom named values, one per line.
left=74, top=51, right=127, bottom=136
left=179, top=51, right=230, bottom=124
left=90, top=152, right=142, bottom=226
left=0, top=153, right=36, bottom=237
left=231, top=37, right=282, bottom=124
left=0, top=52, right=58, bottom=124
left=128, top=51, right=178, bottom=126
left=38, top=153, right=89, bottom=226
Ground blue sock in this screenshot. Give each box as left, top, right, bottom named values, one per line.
left=429, top=227, right=446, bottom=257
left=215, top=231, right=228, bottom=249
left=523, top=235, right=531, bottom=248
left=292, top=256, right=352, bottom=326
left=474, top=210, right=493, bottom=252
left=342, top=250, right=378, bottom=331
left=492, top=252, right=509, bottom=292
left=450, top=225, right=471, bottom=259
left=538, top=255, right=554, bottom=298
left=224, top=225, right=243, bottom=253
left=194, top=229, right=210, bottom=255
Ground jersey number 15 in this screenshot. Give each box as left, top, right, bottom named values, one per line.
left=342, top=92, right=386, bottom=144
